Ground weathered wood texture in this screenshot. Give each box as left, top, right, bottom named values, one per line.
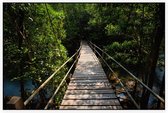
left=60, top=105, right=122, bottom=110
left=60, top=42, right=122, bottom=109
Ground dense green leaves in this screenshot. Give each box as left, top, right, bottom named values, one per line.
left=105, top=24, right=120, bottom=35
left=3, top=3, right=68, bottom=101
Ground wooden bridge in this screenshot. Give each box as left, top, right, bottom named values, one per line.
left=59, top=42, right=122, bottom=109
left=6, top=41, right=165, bottom=110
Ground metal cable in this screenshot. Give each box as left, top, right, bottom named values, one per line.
left=24, top=46, right=81, bottom=106
left=89, top=41, right=165, bottom=104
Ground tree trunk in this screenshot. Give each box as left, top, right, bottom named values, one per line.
left=157, top=72, right=165, bottom=108
left=16, top=9, right=25, bottom=100
left=140, top=4, right=165, bottom=109
left=133, top=4, right=144, bottom=98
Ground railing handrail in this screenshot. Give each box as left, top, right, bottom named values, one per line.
left=91, top=45, right=140, bottom=109
left=89, top=41, right=165, bottom=104
left=44, top=49, right=81, bottom=109
left=24, top=44, right=82, bottom=106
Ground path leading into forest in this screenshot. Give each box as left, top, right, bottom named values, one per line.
left=59, top=42, right=122, bottom=110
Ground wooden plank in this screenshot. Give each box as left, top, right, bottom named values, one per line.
left=73, top=71, right=105, bottom=75
left=61, top=99, right=121, bottom=106
left=76, top=65, right=103, bottom=68
left=75, top=70, right=103, bottom=73
left=79, top=59, right=97, bottom=61
left=72, top=76, right=106, bottom=78
left=77, top=63, right=100, bottom=66
left=78, top=60, right=99, bottom=63
left=70, top=79, right=109, bottom=83
left=63, top=94, right=117, bottom=99
left=71, top=76, right=107, bottom=80
left=75, top=67, right=104, bottom=71
left=78, top=59, right=98, bottom=62
left=79, top=56, right=95, bottom=58
left=75, top=68, right=104, bottom=71
left=74, top=70, right=105, bottom=74
left=68, top=82, right=112, bottom=89
left=73, top=73, right=105, bottom=75
left=75, top=67, right=104, bottom=70
left=65, top=89, right=115, bottom=95
left=59, top=105, right=122, bottom=110
left=73, top=74, right=106, bottom=77
left=76, top=65, right=101, bottom=68
left=67, top=85, right=112, bottom=90
left=78, top=60, right=97, bottom=62
left=69, top=82, right=111, bottom=86
left=76, top=67, right=102, bottom=70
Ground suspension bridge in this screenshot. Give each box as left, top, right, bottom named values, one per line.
left=59, top=41, right=122, bottom=109
left=6, top=41, right=165, bottom=110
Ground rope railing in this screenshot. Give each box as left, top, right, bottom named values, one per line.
left=24, top=44, right=82, bottom=106
left=89, top=41, right=165, bottom=105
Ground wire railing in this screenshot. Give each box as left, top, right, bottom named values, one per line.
left=24, top=42, right=82, bottom=108
left=44, top=48, right=81, bottom=109
left=89, top=41, right=165, bottom=109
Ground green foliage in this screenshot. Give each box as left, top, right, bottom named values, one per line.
left=3, top=3, right=69, bottom=100
left=105, top=42, right=120, bottom=52
left=105, top=24, right=120, bottom=35
left=3, top=3, right=160, bottom=80
left=121, top=40, right=137, bottom=50
left=84, top=3, right=163, bottom=68
left=111, top=42, right=120, bottom=50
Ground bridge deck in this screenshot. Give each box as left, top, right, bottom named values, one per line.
left=60, top=42, right=122, bottom=110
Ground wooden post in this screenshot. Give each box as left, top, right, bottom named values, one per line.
left=6, top=96, right=24, bottom=109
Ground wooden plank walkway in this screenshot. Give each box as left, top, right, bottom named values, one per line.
left=60, top=42, right=122, bottom=110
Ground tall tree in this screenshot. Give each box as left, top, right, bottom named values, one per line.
left=4, top=3, right=68, bottom=104
left=140, top=3, right=165, bottom=109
